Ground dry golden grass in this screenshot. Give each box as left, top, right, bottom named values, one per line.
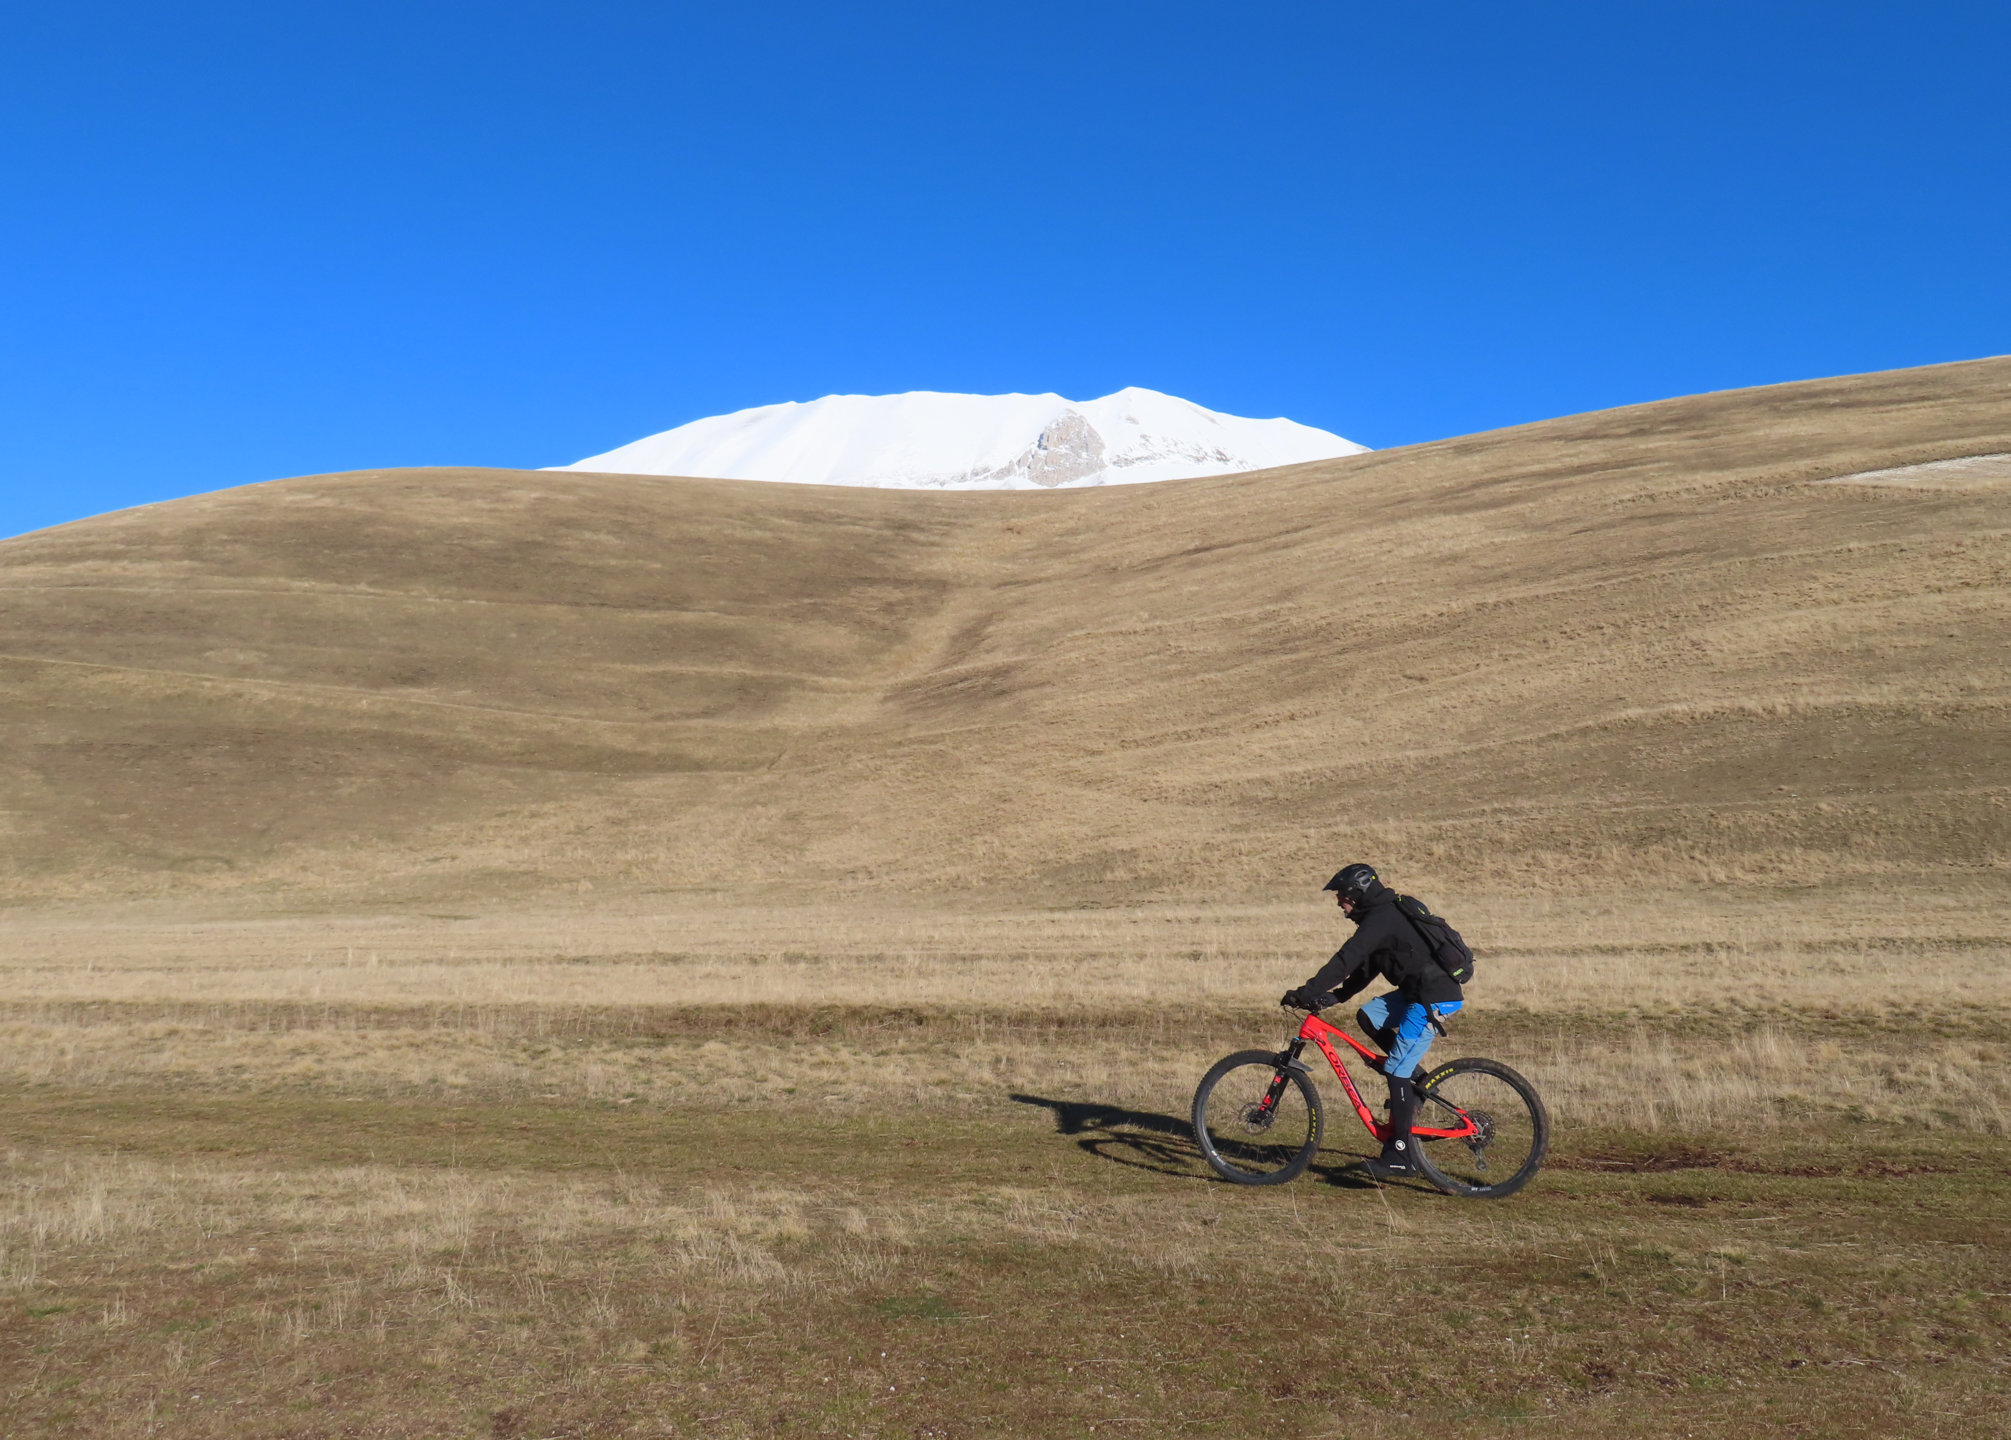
left=4, top=893, right=2008, bottom=1136
left=5, top=1011, right=2006, bottom=1140
left=4, top=363, right=2009, bottom=1435
left=5, top=1091, right=2007, bottom=1438
left=6, top=889, right=2008, bottom=1008
left=1, top=358, right=2006, bottom=909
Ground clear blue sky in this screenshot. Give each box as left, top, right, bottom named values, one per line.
left=3, top=2, right=2006, bottom=538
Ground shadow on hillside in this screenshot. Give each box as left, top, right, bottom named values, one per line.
left=1007, top=1092, right=1409, bottom=1192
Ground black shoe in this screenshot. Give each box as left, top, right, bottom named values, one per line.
left=1361, top=1138, right=1417, bottom=1180
left=1363, top=1074, right=1421, bottom=1179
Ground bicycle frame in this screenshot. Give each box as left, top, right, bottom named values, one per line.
left=1268, top=1011, right=1480, bottom=1144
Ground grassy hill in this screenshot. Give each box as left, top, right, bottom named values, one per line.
left=2, top=357, right=2006, bottom=907
left=5, top=361, right=2009, bottom=1440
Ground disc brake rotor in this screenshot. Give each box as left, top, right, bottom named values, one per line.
left=1464, top=1109, right=1497, bottom=1169
left=1237, top=1103, right=1277, bottom=1133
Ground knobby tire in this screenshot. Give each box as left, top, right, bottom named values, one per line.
left=1410, top=1056, right=1549, bottom=1199
left=1191, top=1049, right=1325, bottom=1186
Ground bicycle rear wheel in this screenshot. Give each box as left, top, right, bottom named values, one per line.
left=1412, top=1057, right=1549, bottom=1199
left=1192, top=1049, right=1325, bottom=1186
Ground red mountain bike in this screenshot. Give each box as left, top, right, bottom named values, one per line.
left=1192, top=1004, right=1549, bottom=1198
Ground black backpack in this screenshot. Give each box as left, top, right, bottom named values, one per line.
left=1394, top=894, right=1475, bottom=985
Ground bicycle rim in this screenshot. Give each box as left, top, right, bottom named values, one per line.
left=1192, top=1052, right=1323, bottom=1186
left=1413, top=1058, right=1549, bottom=1199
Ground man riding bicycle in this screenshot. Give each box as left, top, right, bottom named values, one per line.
left=1280, top=863, right=1465, bottom=1180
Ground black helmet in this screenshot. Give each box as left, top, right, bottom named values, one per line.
left=1323, top=862, right=1380, bottom=906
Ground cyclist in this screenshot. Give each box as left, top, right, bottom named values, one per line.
left=1280, top=863, right=1465, bottom=1180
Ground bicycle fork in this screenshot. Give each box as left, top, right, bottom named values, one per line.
left=1255, top=1038, right=1311, bottom=1120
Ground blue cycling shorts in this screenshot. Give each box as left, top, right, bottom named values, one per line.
left=1359, top=990, right=1464, bottom=1079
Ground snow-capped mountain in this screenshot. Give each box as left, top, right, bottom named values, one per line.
left=554, top=388, right=1366, bottom=490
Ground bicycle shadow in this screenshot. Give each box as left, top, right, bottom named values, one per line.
left=1007, top=1093, right=1207, bottom=1180
left=1007, top=1093, right=1400, bottom=1191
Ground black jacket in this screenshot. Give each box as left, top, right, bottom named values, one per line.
left=1302, top=882, right=1464, bottom=1007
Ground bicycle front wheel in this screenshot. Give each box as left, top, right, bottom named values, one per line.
left=1192, top=1050, right=1325, bottom=1186
left=1412, top=1057, right=1549, bottom=1199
